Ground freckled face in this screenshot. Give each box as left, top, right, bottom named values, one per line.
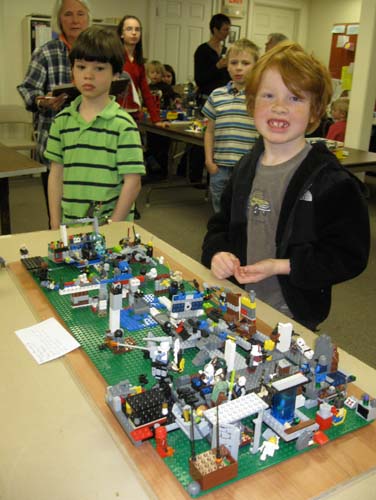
left=254, top=67, right=312, bottom=154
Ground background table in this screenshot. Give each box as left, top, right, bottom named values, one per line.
left=139, top=122, right=376, bottom=173
left=139, top=121, right=208, bottom=206
left=1, top=222, right=376, bottom=500
left=0, top=143, right=46, bottom=234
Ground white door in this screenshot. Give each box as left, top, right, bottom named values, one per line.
left=250, top=4, right=299, bottom=54
left=148, top=0, right=212, bottom=84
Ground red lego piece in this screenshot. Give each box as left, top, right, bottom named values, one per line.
left=315, top=413, right=332, bottom=431
left=313, top=430, right=330, bottom=446
left=155, top=426, right=174, bottom=458
left=131, top=426, right=153, bottom=442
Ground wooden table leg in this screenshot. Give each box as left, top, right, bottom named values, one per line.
left=0, top=177, right=11, bottom=234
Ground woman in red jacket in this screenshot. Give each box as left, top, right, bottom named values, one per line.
left=116, top=15, right=166, bottom=127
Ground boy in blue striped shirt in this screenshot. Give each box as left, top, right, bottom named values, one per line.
left=202, top=39, right=259, bottom=212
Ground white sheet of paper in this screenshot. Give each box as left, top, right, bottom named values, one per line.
left=15, top=317, right=80, bottom=364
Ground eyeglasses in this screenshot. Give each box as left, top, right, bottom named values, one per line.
left=123, top=26, right=141, bottom=33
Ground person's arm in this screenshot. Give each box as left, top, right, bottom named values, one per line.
left=17, top=47, right=48, bottom=112
left=17, top=44, right=67, bottom=113
left=201, top=173, right=235, bottom=268
left=111, top=174, right=142, bottom=222
left=48, top=162, right=64, bottom=229
left=204, top=118, right=218, bottom=174
left=286, top=174, right=369, bottom=290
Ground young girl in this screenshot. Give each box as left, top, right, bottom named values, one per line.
left=146, top=60, right=180, bottom=109
left=163, top=64, right=176, bottom=86
left=116, top=15, right=166, bottom=127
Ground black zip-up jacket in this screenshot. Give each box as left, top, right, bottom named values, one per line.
left=202, top=139, right=370, bottom=327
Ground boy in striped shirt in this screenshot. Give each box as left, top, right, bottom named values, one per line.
left=45, top=26, right=145, bottom=229
left=202, top=39, right=259, bottom=212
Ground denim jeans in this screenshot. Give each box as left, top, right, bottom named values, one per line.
left=209, top=166, right=233, bottom=213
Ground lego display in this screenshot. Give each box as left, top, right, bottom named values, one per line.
left=20, top=222, right=375, bottom=497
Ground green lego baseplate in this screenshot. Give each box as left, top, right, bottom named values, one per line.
left=24, top=249, right=374, bottom=497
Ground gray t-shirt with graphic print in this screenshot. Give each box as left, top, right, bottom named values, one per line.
left=245, top=143, right=311, bottom=315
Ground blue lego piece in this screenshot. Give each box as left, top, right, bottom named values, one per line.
left=200, top=385, right=213, bottom=396
left=100, top=272, right=133, bottom=285
left=191, top=376, right=203, bottom=390
left=218, top=331, right=228, bottom=341
left=172, top=302, right=185, bottom=313
left=120, top=309, right=158, bottom=331
left=272, top=387, right=297, bottom=424
left=199, top=319, right=209, bottom=329
left=118, top=260, right=130, bottom=272
left=327, top=371, right=353, bottom=387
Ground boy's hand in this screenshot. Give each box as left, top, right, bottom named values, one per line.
left=206, top=161, right=219, bottom=175
left=234, top=259, right=291, bottom=284
left=211, top=252, right=240, bottom=279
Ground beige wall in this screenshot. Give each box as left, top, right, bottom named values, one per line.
left=306, top=0, right=362, bottom=65
left=1, top=0, right=149, bottom=105
left=0, top=0, right=367, bottom=105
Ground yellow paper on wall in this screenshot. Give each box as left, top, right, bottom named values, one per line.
left=341, top=66, right=352, bottom=91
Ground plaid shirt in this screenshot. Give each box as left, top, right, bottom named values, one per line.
left=17, top=39, right=71, bottom=163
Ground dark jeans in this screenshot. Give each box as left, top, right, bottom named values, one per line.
left=177, top=145, right=205, bottom=183
left=146, top=132, right=171, bottom=178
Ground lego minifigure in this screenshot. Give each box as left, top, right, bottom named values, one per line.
left=232, top=376, right=247, bottom=399
left=155, top=425, right=174, bottom=458
left=19, top=245, right=29, bottom=259
left=258, top=435, right=279, bottom=461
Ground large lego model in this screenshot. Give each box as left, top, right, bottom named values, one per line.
left=21, top=222, right=376, bottom=497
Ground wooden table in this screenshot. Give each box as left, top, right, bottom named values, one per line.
left=0, top=143, right=46, bottom=234
left=1, top=223, right=376, bottom=500
left=341, top=147, right=376, bottom=172
left=139, top=121, right=207, bottom=206
left=139, top=120, right=204, bottom=148
left=139, top=121, right=376, bottom=173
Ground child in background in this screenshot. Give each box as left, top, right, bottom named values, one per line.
left=201, top=41, right=369, bottom=330
left=163, top=64, right=176, bottom=86
left=202, top=39, right=259, bottom=212
left=45, top=26, right=145, bottom=229
left=146, top=60, right=180, bottom=109
left=326, top=97, right=349, bottom=142
left=145, top=60, right=180, bottom=179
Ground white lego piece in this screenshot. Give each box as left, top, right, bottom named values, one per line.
left=204, top=393, right=268, bottom=425
left=277, top=322, right=293, bottom=352
left=158, top=296, right=172, bottom=311
left=344, top=396, right=358, bottom=409
left=224, top=338, right=236, bottom=372
left=60, top=224, right=68, bottom=247
left=58, top=283, right=100, bottom=295
left=272, top=372, right=308, bottom=392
